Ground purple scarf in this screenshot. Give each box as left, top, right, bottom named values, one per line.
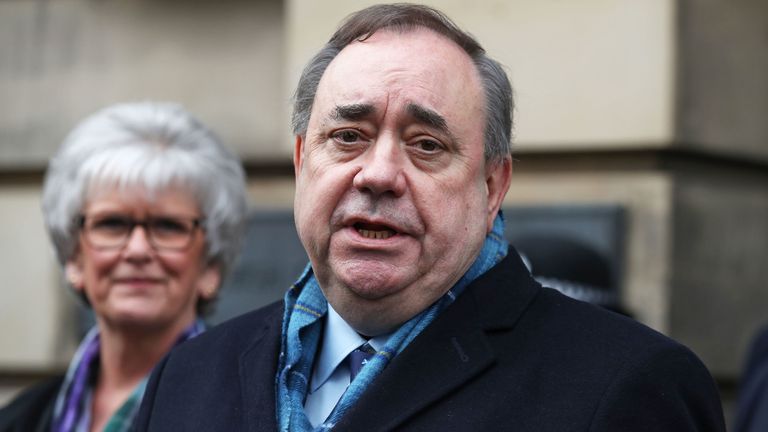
left=51, top=319, right=205, bottom=431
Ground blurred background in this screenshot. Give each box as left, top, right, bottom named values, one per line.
left=1, top=0, right=767, bottom=428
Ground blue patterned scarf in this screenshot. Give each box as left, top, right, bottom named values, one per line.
left=276, top=213, right=508, bottom=431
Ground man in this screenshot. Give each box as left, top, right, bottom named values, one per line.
left=135, top=4, right=726, bottom=431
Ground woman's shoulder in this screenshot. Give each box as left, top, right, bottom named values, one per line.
left=0, top=375, right=63, bottom=432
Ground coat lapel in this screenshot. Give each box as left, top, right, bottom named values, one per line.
left=238, top=303, right=284, bottom=431
left=335, top=252, right=541, bottom=431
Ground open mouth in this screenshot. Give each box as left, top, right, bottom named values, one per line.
left=354, top=222, right=397, bottom=240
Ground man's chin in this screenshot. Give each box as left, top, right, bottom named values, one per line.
left=332, top=262, right=411, bottom=300
left=340, top=271, right=407, bottom=302
left=341, top=278, right=404, bottom=302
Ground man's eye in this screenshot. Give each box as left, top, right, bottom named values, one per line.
left=414, top=139, right=442, bottom=153
left=332, top=130, right=363, bottom=144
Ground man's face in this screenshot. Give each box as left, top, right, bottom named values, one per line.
left=293, top=28, right=511, bottom=336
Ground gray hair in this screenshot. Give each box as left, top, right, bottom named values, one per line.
left=42, top=102, right=248, bottom=280
left=291, top=3, right=514, bottom=165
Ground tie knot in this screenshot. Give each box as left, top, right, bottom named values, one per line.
left=349, top=343, right=376, bottom=381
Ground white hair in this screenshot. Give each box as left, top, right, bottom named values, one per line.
left=41, top=102, right=248, bottom=277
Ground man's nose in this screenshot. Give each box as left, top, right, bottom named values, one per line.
left=352, top=137, right=407, bottom=197
left=122, top=226, right=154, bottom=260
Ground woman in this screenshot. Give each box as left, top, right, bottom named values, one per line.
left=0, top=102, right=248, bottom=431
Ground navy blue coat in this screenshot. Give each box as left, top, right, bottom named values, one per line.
left=134, top=251, right=725, bottom=431
left=734, top=325, right=768, bottom=432
left=0, top=375, right=60, bottom=432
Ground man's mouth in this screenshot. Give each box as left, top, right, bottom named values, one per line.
left=354, top=222, right=397, bottom=240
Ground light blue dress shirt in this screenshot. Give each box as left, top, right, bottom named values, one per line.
left=303, top=304, right=390, bottom=427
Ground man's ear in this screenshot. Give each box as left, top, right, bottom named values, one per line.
left=65, top=260, right=85, bottom=292
left=196, top=264, right=222, bottom=301
left=485, top=157, right=512, bottom=233
left=293, top=135, right=305, bottom=178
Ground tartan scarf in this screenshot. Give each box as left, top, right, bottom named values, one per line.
left=276, top=213, right=508, bottom=431
left=51, top=319, right=206, bottom=432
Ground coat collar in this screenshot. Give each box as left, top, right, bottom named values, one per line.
left=333, top=250, right=541, bottom=431
left=238, top=303, right=283, bottom=431
left=472, top=246, right=543, bottom=330
left=233, top=250, right=540, bottom=431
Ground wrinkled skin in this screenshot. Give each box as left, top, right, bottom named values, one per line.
left=293, top=28, right=511, bottom=336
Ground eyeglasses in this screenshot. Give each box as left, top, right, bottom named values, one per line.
left=79, top=214, right=203, bottom=251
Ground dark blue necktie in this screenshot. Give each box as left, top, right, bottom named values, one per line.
left=349, top=343, right=376, bottom=381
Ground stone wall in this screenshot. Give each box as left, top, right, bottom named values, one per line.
left=1, top=4, right=767, bottom=426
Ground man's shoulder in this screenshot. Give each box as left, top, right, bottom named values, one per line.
left=480, top=253, right=687, bottom=356
left=534, top=286, right=692, bottom=358
left=537, top=290, right=724, bottom=429
left=517, top=285, right=721, bottom=407
left=174, top=300, right=284, bottom=360
left=464, top=267, right=725, bottom=429
left=207, top=299, right=284, bottom=338
left=135, top=301, right=285, bottom=429
left=474, top=254, right=706, bottom=371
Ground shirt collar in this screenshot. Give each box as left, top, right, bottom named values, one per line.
left=310, top=304, right=390, bottom=392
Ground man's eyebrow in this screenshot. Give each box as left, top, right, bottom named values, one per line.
left=406, top=103, right=449, bottom=133
left=331, top=104, right=376, bottom=121
left=407, top=103, right=460, bottom=146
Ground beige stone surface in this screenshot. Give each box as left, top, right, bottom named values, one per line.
left=0, top=185, right=76, bottom=370
left=0, top=0, right=286, bottom=168
left=287, top=0, right=676, bottom=149
left=247, top=178, right=296, bottom=209
left=670, top=171, right=768, bottom=377
left=678, top=0, right=768, bottom=162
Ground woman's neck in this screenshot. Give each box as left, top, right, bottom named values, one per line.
left=88, top=315, right=196, bottom=431
left=98, top=315, right=194, bottom=385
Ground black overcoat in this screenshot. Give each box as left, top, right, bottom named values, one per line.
left=134, top=251, right=726, bottom=431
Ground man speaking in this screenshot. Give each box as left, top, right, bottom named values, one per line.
left=135, top=4, right=726, bottom=431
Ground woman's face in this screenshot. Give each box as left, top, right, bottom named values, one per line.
left=66, top=186, right=220, bottom=332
